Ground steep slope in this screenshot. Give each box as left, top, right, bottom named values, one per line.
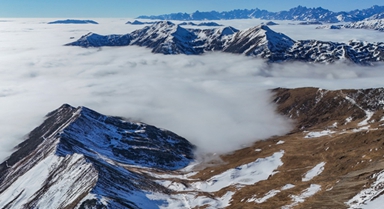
left=223, top=25, right=295, bottom=60
left=0, top=104, right=194, bottom=208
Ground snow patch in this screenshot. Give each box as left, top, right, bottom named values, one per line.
left=358, top=111, right=374, bottom=126
left=147, top=191, right=234, bottom=209
left=192, top=150, right=284, bottom=192
left=281, top=184, right=295, bottom=190
left=302, top=162, right=326, bottom=182
left=282, top=184, right=322, bottom=209
left=305, top=130, right=335, bottom=138
left=345, top=117, right=353, bottom=124
left=247, top=189, right=280, bottom=203
left=347, top=170, right=384, bottom=208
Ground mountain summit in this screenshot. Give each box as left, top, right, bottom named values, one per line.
left=0, top=104, right=194, bottom=208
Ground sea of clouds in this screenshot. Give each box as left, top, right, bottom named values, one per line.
left=0, top=18, right=384, bottom=161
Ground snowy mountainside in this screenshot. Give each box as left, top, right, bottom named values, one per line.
left=0, top=104, right=194, bottom=208
left=67, top=21, right=384, bottom=65
left=129, top=21, right=202, bottom=55
left=318, top=18, right=384, bottom=32
left=137, top=5, right=384, bottom=23
left=222, top=25, right=295, bottom=60
left=4, top=88, right=384, bottom=208
left=341, top=19, right=384, bottom=32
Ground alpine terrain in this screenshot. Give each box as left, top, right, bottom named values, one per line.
left=67, top=21, right=384, bottom=65
left=3, top=88, right=384, bottom=208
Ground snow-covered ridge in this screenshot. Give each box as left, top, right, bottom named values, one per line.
left=67, top=21, right=384, bottom=65
left=318, top=19, right=384, bottom=32
left=0, top=104, right=195, bottom=208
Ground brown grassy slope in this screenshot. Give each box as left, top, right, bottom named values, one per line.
left=191, top=87, right=384, bottom=209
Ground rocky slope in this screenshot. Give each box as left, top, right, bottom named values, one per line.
left=0, top=104, right=194, bottom=208
left=137, top=5, right=384, bottom=23
left=67, top=21, right=384, bottom=65
left=3, top=88, right=384, bottom=208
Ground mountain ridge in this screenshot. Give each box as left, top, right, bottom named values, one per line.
left=66, top=21, right=384, bottom=65
left=0, top=104, right=195, bottom=208
left=137, top=5, right=384, bottom=23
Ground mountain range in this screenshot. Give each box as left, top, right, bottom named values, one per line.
left=3, top=87, right=384, bottom=208
left=137, top=5, right=384, bottom=23
left=66, top=21, right=384, bottom=65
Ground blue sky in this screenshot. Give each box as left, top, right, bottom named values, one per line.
left=1, top=0, right=383, bottom=18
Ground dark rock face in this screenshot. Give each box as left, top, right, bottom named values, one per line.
left=0, top=104, right=74, bottom=176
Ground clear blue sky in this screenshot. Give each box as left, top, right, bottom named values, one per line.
left=1, top=0, right=383, bottom=18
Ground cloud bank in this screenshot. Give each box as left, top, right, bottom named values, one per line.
left=0, top=19, right=384, bottom=162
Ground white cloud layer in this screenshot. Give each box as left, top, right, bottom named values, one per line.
left=0, top=19, right=384, bottom=161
